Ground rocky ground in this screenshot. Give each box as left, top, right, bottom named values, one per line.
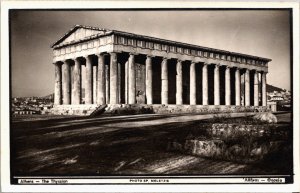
left=11, top=112, right=292, bottom=177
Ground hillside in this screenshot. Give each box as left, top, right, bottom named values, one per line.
left=266, top=84, right=285, bottom=93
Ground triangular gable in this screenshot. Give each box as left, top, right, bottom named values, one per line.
left=51, top=25, right=107, bottom=48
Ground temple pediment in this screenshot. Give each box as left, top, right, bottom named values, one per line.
left=52, top=25, right=107, bottom=48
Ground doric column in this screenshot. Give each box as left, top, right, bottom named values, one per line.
left=54, top=62, right=62, bottom=105
left=93, top=64, right=98, bottom=104
left=225, top=66, right=231, bottom=105
left=254, top=70, right=259, bottom=106
left=110, top=52, right=118, bottom=104
left=105, top=64, right=110, bottom=104
left=125, top=61, right=128, bottom=104
left=202, top=63, right=208, bottom=105
left=161, top=57, right=168, bottom=105
left=73, top=58, right=82, bottom=105
left=245, top=69, right=250, bottom=106
left=176, top=60, right=183, bottom=105
left=63, top=60, right=71, bottom=104
left=97, top=53, right=106, bottom=105
left=235, top=68, right=241, bottom=106
left=214, top=64, right=220, bottom=105
left=146, top=55, right=153, bottom=104
left=190, top=62, right=196, bottom=105
left=85, top=55, right=93, bottom=104
left=262, top=71, right=267, bottom=106
left=118, top=62, right=121, bottom=103
left=128, top=53, right=136, bottom=104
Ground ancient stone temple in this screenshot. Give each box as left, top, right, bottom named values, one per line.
left=51, top=25, right=271, bottom=115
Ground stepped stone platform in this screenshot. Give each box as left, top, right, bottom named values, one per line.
left=50, top=104, right=269, bottom=116
left=50, top=104, right=98, bottom=116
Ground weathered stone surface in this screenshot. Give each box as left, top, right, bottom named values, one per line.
left=184, top=139, right=224, bottom=157
left=161, top=58, right=168, bottom=104
left=128, top=53, right=136, bottom=104
left=146, top=55, right=153, bottom=104
left=202, top=64, right=208, bottom=105
left=50, top=104, right=268, bottom=116
left=235, top=68, right=241, bottom=106
left=214, top=64, right=220, bottom=105
left=225, top=66, right=231, bottom=105
left=253, top=112, right=278, bottom=123
left=210, top=123, right=273, bottom=140
left=245, top=69, right=250, bottom=106
left=50, top=104, right=98, bottom=116
left=110, top=52, right=118, bottom=104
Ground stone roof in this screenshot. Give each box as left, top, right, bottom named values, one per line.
left=52, top=25, right=272, bottom=62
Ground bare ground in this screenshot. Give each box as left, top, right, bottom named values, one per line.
left=11, top=112, right=292, bottom=177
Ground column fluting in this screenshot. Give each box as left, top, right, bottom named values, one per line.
left=128, top=53, right=136, bottom=104
left=73, top=58, right=82, bottom=104
left=93, top=64, right=98, bottom=104
left=146, top=55, right=153, bottom=104
left=97, top=53, right=106, bottom=105
left=63, top=60, right=71, bottom=104
left=254, top=70, right=259, bottom=106
left=214, top=64, right=220, bottom=105
left=190, top=62, right=196, bottom=105
left=118, top=62, right=121, bottom=103
left=245, top=69, right=250, bottom=106
left=262, top=71, right=267, bottom=106
left=176, top=60, right=183, bottom=105
left=85, top=55, right=93, bottom=104
left=225, top=66, right=231, bottom=105
left=235, top=68, right=241, bottom=106
left=202, top=63, right=208, bottom=105
left=161, top=57, right=168, bottom=105
left=109, top=52, right=118, bottom=104
left=54, top=62, right=62, bottom=105
left=105, top=63, right=110, bottom=104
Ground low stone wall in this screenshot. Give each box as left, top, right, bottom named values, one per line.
left=167, top=123, right=290, bottom=163
left=50, top=104, right=269, bottom=116
left=152, top=104, right=268, bottom=114
left=104, top=104, right=268, bottom=115
left=50, top=104, right=98, bottom=115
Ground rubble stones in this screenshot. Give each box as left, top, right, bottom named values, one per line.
left=253, top=112, right=278, bottom=123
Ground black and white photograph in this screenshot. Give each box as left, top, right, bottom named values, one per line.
left=1, top=1, right=299, bottom=192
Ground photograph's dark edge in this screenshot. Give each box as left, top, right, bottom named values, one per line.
left=8, top=8, right=294, bottom=185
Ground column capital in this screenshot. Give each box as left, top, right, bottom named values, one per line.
left=203, top=62, right=210, bottom=66
left=214, top=63, right=220, bottom=68
left=225, top=65, right=232, bottom=69
left=53, top=61, right=62, bottom=66
left=146, top=54, right=154, bottom=58
left=74, top=56, right=83, bottom=61
left=63, top=59, right=73, bottom=65
left=96, top=52, right=106, bottom=57
left=261, top=71, right=268, bottom=75
left=129, top=52, right=138, bottom=56
left=109, top=52, right=118, bottom=55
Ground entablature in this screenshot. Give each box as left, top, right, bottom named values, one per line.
left=52, top=27, right=271, bottom=73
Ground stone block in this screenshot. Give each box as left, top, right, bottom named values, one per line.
left=253, top=112, right=277, bottom=123
left=185, top=139, right=224, bottom=158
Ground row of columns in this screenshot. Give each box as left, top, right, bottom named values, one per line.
left=54, top=52, right=268, bottom=107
